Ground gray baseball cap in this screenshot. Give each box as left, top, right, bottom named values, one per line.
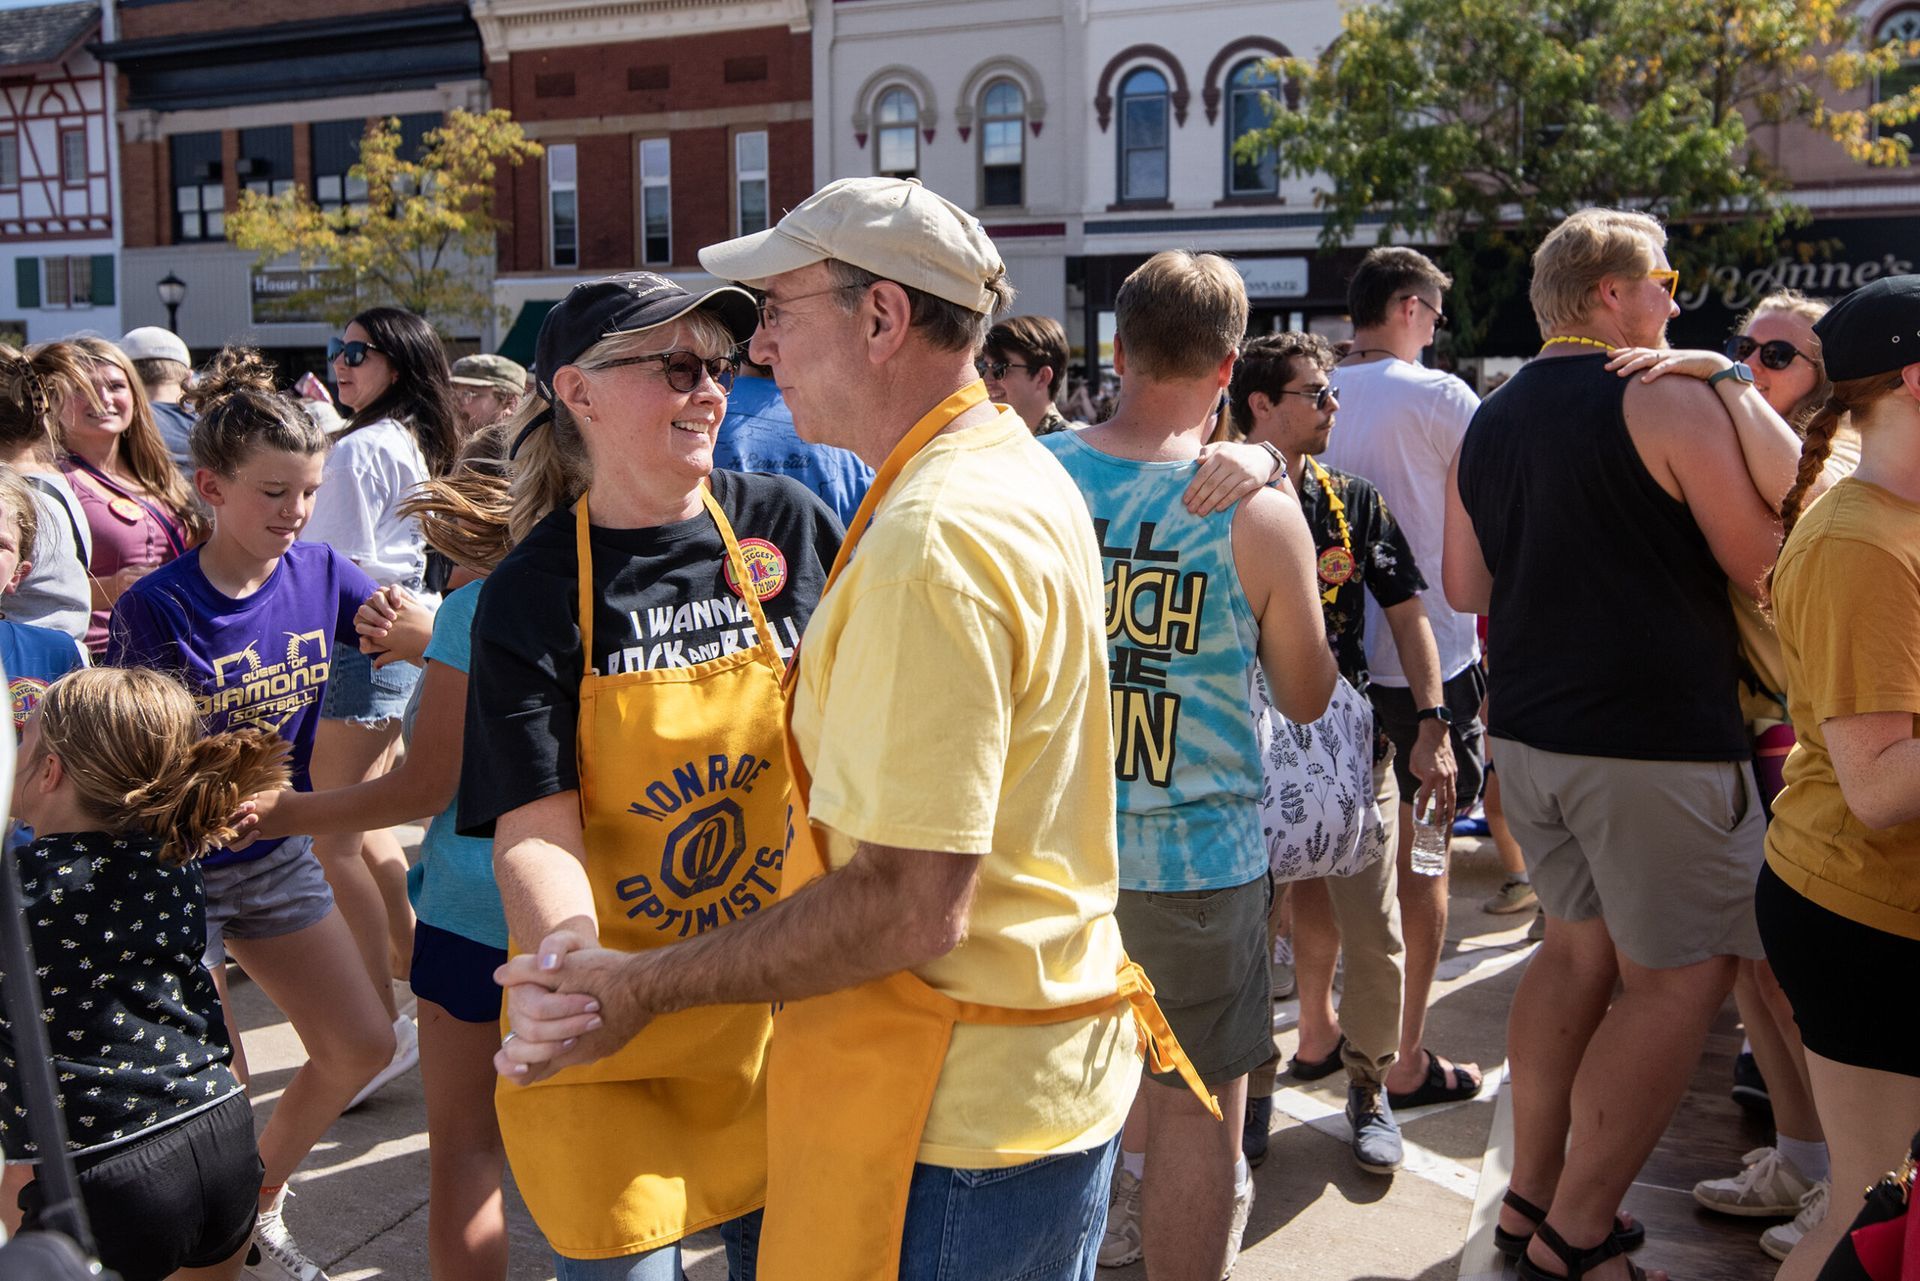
left=450, top=353, right=529, bottom=395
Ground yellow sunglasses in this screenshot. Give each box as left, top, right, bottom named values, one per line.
left=1647, top=269, right=1680, bottom=299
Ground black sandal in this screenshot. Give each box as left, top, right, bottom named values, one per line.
left=1515, top=1218, right=1655, bottom=1281
left=1289, top=1035, right=1346, bottom=1081
left=1494, top=1190, right=1646, bottom=1259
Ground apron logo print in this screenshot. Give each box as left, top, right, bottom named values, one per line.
left=660, top=798, right=748, bottom=899
left=723, top=539, right=788, bottom=603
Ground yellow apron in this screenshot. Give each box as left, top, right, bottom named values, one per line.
left=760, top=385, right=1219, bottom=1280
left=498, top=487, right=787, bottom=1260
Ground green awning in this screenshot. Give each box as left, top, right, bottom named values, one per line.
left=498, top=299, right=558, bottom=366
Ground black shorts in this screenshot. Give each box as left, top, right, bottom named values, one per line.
left=1369, top=662, right=1488, bottom=811
left=410, top=919, right=507, bottom=1024
left=18, top=1091, right=261, bottom=1281
left=1757, top=860, right=1920, bottom=1077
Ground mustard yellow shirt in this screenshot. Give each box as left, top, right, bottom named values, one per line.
left=789, top=406, right=1142, bottom=1168
left=1768, top=477, right=1920, bottom=940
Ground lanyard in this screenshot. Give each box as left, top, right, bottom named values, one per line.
left=65, top=454, right=187, bottom=559
left=1305, top=457, right=1354, bottom=607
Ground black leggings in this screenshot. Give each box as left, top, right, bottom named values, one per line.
left=1756, top=861, right=1920, bottom=1078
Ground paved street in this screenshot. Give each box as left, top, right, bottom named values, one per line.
left=229, top=830, right=1785, bottom=1281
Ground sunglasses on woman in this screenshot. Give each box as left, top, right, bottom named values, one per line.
left=327, top=337, right=381, bottom=367
left=1724, top=335, right=1812, bottom=372
left=596, top=351, right=739, bottom=394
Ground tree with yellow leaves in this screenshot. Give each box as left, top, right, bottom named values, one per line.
left=227, top=109, right=541, bottom=333
left=1239, top=0, right=1920, bottom=351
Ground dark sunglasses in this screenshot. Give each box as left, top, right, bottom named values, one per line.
left=327, top=337, right=381, bottom=367
left=596, top=351, right=739, bottom=394
left=1724, top=335, right=1812, bottom=372
left=1401, top=294, right=1450, bottom=330
left=975, top=358, right=1038, bottom=380
left=1278, top=385, right=1339, bottom=411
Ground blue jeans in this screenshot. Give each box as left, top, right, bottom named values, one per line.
left=899, top=1137, right=1119, bottom=1281
left=551, top=1210, right=761, bottom=1281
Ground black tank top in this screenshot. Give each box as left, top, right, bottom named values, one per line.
left=1458, top=353, right=1747, bottom=760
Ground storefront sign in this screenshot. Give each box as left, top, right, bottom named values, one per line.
left=1234, top=256, right=1310, bottom=299
left=250, top=266, right=341, bottom=325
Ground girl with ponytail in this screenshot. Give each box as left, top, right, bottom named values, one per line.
left=1, top=667, right=287, bottom=1280
left=0, top=341, right=103, bottom=638
left=103, top=346, right=396, bottom=1279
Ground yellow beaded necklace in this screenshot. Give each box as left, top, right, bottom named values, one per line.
left=1540, top=335, right=1616, bottom=353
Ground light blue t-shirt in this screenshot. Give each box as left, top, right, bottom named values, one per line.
left=406, top=581, right=507, bottom=949
left=1040, top=430, right=1265, bottom=892
left=715, top=375, right=873, bottom=527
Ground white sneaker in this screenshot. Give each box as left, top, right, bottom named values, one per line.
left=1270, top=935, right=1296, bottom=1000
left=347, top=1014, right=419, bottom=1111
left=1692, top=1146, right=1816, bottom=1217
left=248, top=1188, right=330, bottom=1280
left=1222, top=1172, right=1255, bottom=1278
left=1097, top=1165, right=1143, bottom=1267
left=1761, top=1179, right=1830, bottom=1261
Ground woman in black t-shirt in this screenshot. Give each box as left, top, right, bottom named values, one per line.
left=460, top=273, right=839, bottom=1278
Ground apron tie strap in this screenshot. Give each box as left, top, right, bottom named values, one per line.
left=1116, top=961, right=1221, bottom=1120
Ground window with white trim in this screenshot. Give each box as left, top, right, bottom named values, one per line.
left=548, top=143, right=578, bottom=269
left=58, top=128, right=84, bottom=186
left=735, top=130, right=769, bottom=236
left=0, top=135, right=18, bottom=189
left=1226, top=60, right=1280, bottom=196
left=979, top=80, right=1025, bottom=207
left=1118, top=68, right=1170, bottom=202
left=42, top=256, right=92, bottom=309
left=876, top=88, right=918, bottom=179
left=640, top=137, right=671, bottom=265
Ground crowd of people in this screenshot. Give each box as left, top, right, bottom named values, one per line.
left=0, top=173, right=1912, bottom=1281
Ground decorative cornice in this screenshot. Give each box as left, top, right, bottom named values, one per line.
left=1202, top=37, right=1292, bottom=124
left=1093, top=44, right=1190, bottom=133
left=472, top=0, right=809, bottom=61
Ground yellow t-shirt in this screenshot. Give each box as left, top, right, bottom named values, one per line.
left=1767, top=476, right=1920, bottom=940
left=788, top=405, right=1141, bottom=1168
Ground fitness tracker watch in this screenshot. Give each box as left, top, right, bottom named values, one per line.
left=1415, top=706, right=1454, bottom=726
left=1707, top=362, right=1756, bottom=390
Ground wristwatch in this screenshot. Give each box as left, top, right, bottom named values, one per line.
left=1707, top=362, right=1755, bottom=390
left=1256, top=440, right=1289, bottom=486
left=1415, top=706, right=1454, bottom=726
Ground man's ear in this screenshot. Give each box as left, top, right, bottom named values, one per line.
left=864, top=280, right=914, bottom=365
left=1249, top=391, right=1275, bottom=421
left=1112, top=334, right=1128, bottom=376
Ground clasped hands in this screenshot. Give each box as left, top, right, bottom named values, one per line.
left=493, top=930, right=656, bottom=1085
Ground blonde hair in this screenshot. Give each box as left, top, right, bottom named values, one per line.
left=1737, top=289, right=1832, bottom=432
left=182, top=346, right=331, bottom=476
left=32, top=667, right=291, bottom=865
left=64, top=337, right=209, bottom=544
left=506, top=312, right=738, bottom=545
left=1115, top=251, right=1249, bottom=382
left=0, top=463, right=38, bottom=567
left=399, top=419, right=515, bottom=576
left=1530, top=208, right=1667, bottom=336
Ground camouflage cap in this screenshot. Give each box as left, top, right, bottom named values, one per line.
left=450, top=353, right=529, bottom=395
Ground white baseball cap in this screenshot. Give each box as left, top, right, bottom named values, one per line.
left=698, top=177, right=1007, bottom=315
left=119, top=326, right=190, bottom=366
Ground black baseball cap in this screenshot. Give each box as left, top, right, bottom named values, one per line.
left=1813, top=275, right=1920, bottom=383
left=513, top=272, right=759, bottom=456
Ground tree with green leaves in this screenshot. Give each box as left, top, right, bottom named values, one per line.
left=227, top=109, right=541, bottom=334
left=1243, top=0, right=1920, bottom=351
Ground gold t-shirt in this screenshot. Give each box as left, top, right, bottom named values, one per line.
left=789, top=406, right=1141, bottom=1167
left=1767, top=476, right=1920, bottom=939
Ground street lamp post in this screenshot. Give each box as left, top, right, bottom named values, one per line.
left=157, top=273, right=187, bottom=334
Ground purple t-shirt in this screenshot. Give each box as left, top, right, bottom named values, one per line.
left=106, top=541, right=377, bottom=867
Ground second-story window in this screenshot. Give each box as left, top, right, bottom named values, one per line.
left=640, top=137, right=671, bottom=265
left=1226, top=60, right=1280, bottom=197
left=170, top=131, right=223, bottom=242
left=0, top=135, right=18, bottom=189
left=735, top=130, right=768, bottom=236
left=876, top=88, right=919, bottom=180
left=1119, top=68, right=1170, bottom=203
left=58, top=128, right=85, bottom=186
left=549, top=143, right=578, bottom=269
left=312, top=119, right=370, bottom=213
left=1878, top=11, right=1920, bottom=145
left=980, top=80, right=1025, bottom=208
left=239, top=126, right=295, bottom=199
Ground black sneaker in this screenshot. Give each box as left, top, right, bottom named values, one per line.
left=1731, top=1051, right=1771, bottom=1115
left=1242, top=1092, right=1272, bottom=1168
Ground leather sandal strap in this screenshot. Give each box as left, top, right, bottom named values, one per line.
left=1504, top=1189, right=1548, bottom=1225
left=1535, top=1220, right=1627, bottom=1277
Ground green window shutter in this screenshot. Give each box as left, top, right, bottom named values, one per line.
left=15, top=257, right=37, bottom=309
left=89, top=255, right=113, bottom=306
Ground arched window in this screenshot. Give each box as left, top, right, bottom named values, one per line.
left=980, top=80, right=1026, bottom=207
left=1118, top=67, right=1170, bottom=202
left=1225, top=59, right=1280, bottom=196
left=1877, top=10, right=1920, bottom=144
left=875, top=87, right=919, bottom=179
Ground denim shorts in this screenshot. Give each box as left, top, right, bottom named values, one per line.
left=552, top=1209, right=761, bottom=1280
left=200, top=835, right=334, bottom=967
left=899, top=1138, right=1119, bottom=1281
left=322, top=643, right=421, bottom=726
left=410, top=920, right=506, bottom=1025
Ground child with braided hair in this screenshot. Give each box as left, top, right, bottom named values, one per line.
left=1, top=666, right=288, bottom=1280
left=105, top=345, right=393, bottom=1281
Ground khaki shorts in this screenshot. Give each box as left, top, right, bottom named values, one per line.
left=1114, top=874, right=1273, bottom=1088
left=1493, top=739, right=1765, bottom=969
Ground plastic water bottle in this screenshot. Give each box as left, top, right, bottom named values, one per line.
left=1410, top=794, right=1448, bottom=877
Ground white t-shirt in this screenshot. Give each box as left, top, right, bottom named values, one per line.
left=301, top=416, right=431, bottom=588
left=16, top=470, right=92, bottom=641
left=1320, top=357, right=1482, bottom=686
